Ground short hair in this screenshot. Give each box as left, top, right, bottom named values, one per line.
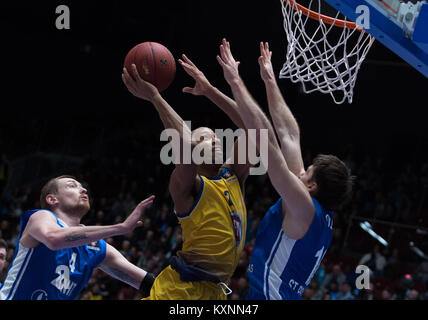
left=310, top=154, right=355, bottom=211
left=40, top=175, right=77, bottom=210
left=0, top=238, right=7, bottom=251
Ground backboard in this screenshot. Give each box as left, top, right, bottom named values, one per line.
left=323, top=0, right=428, bottom=77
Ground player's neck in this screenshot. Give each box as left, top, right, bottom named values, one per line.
left=197, top=164, right=222, bottom=179
left=53, top=208, right=82, bottom=227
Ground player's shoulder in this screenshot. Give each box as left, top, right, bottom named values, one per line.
left=26, top=209, right=57, bottom=223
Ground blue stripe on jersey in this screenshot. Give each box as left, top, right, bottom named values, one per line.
left=246, top=197, right=333, bottom=300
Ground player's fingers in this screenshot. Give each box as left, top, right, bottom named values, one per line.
left=182, top=54, right=197, bottom=68
left=224, top=39, right=236, bottom=62
left=143, top=195, right=156, bottom=204
left=219, top=45, right=230, bottom=65
left=131, top=64, right=143, bottom=81
left=123, top=67, right=133, bottom=81
left=216, top=54, right=227, bottom=68
left=135, top=221, right=143, bottom=228
left=260, top=42, right=265, bottom=56
left=182, top=87, right=195, bottom=94
left=219, top=44, right=226, bottom=60
left=138, top=196, right=155, bottom=209
left=262, top=42, right=269, bottom=59
left=122, top=72, right=137, bottom=93
left=178, top=59, right=196, bottom=76
left=222, top=38, right=232, bottom=60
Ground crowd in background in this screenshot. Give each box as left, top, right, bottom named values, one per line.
left=0, top=142, right=427, bottom=300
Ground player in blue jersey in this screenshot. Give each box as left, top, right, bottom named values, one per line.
left=216, top=39, right=354, bottom=300
left=0, top=175, right=156, bottom=300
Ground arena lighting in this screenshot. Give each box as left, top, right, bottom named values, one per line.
left=359, top=221, right=389, bottom=247
left=409, top=242, right=428, bottom=260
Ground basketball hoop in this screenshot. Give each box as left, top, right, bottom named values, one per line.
left=279, top=0, right=375, bottom=104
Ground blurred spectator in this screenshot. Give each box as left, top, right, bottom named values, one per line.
left=234, top=250, right=249, bottom=279
left=414, top=261, right=428, bottom=286
left=358, top=245, right=386, bottom=277
left=235, top=277, right=249, bottom=299
left=384, top=248, right=404, bottom=281
left=335, top=282, right=355, bottom=300
left=319, top=264, right=346, bottom=292
left=303, top=279, right=319, bottom=300
left=321, top=292, right=331, bottom=300
left=381, top=288, right=394, bottom=300
left=395, top=274, right=415, bottom=299
left=0, top=239, right=7, bottom=288
left=316, top=262, right=326, bottom=287
left=326, top=281, right=339, bottom=300
left=230, top=292, right=240, bottom=300
left=355, top=282, right=375, bottom=300
left=88, top=282, right=103, bottom=300
left=406, top=289, right=420, bottom=300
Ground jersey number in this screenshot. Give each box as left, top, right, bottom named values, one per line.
left=50, top=253, right=77, bottom=296
left=305, top=246, right=326, bottom=286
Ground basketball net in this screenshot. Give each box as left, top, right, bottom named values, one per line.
left=279, top=0, right=375, bottom=104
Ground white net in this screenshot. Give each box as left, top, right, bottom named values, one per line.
left=279, top=0, right=375, bottom=104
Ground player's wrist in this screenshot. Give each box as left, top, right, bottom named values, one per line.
left=149, top=92, right=162, bottom=103
left=139, top=272, right=155, bottom=297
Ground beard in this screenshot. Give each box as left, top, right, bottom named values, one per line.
left=61, top=200, right=90, bottom=218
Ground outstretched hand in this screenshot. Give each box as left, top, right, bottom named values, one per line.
left=258, top=42, right=275, bottom=82
left=122, top=64, right=160, bottom=102
left=121, top=195, right=155, bottom=234
left=216, top=38, right=241, bottom=86
left=179, top=54, right=212, bottom=96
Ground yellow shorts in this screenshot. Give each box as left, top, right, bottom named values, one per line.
left=142, top=265, right=226, bottom=300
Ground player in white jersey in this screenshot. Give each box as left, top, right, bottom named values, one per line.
left=216, top=39, right=354, bottom=299
left=0, top=175, right=156, bottom=300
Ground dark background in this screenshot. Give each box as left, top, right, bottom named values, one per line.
left=0, top=0, right=426, bottom=157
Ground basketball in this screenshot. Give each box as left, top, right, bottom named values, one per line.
left=124, top=42, right=176, bottom=92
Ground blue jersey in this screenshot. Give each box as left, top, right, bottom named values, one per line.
left=246, top=198, right=333, bottom=300
left=0, top=210, right=106, bottom=300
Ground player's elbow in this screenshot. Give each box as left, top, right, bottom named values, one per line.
left=44, top=232, right=62, bottom=251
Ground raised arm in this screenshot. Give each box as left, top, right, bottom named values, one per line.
left=179, top=54, right=245, bottom=129
left=179, top=54, right=252, bottom=184
left=21, top=196, right=154, bottom=250
left=216, top=39, right=315, bottom=231
left=122, top=65, right=200, bottom=214
left=258, top=42, right=305, bottom=177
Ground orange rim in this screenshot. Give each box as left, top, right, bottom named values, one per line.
left=285, top=0, right=362, bottom=30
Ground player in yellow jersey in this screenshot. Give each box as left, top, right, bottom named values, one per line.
left=122, top=53, right=256, bottom=299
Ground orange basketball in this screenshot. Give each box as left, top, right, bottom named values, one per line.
left=124, top=42, right=176, bottom=92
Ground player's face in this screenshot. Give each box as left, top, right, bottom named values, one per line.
left=299, top=165, right=317, bottom=193
left=54, top=178, right=90, bottom=214
left=0, top=247, right=6, bottom=272
left=192, top=127, right=223, bottom=164
left=299, top=165, right=314, bottom=185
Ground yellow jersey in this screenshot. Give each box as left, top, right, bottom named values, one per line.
left=176, top=167, right=247, bottom=283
